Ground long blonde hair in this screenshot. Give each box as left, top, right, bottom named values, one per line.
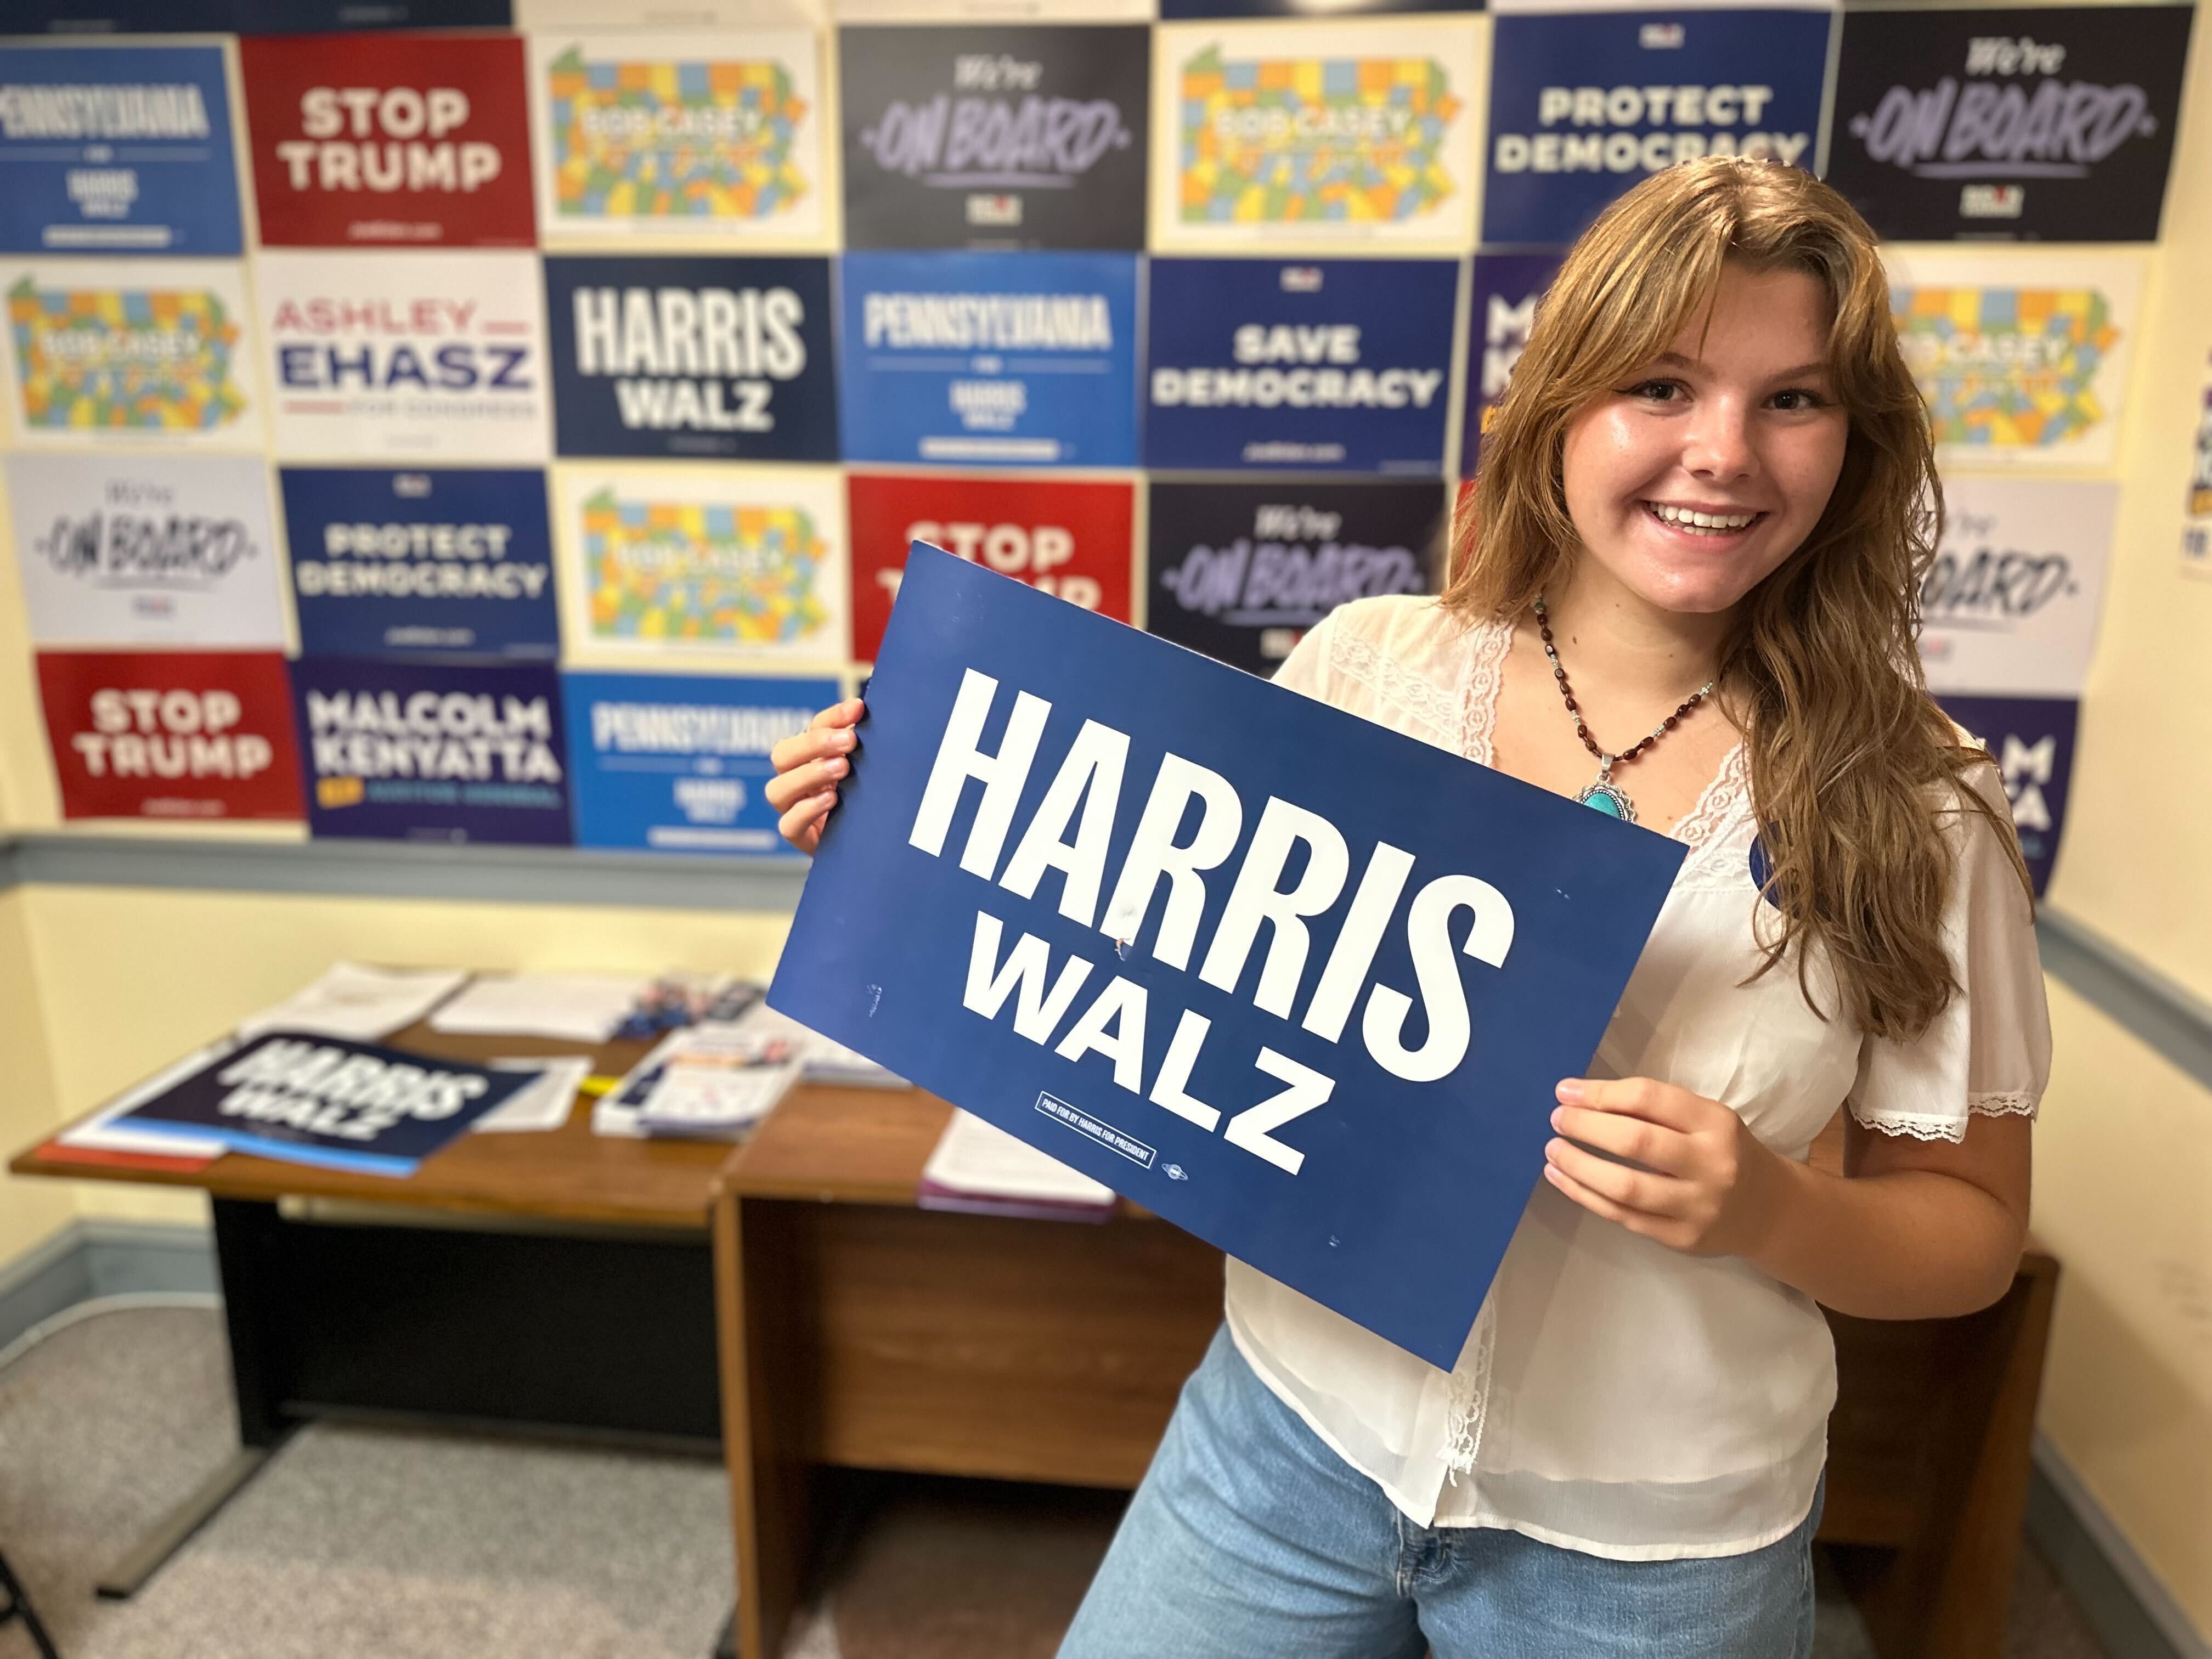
left=1445, top=159, right=2027, bottom=1041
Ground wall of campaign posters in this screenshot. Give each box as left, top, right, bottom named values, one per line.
left=0, top=9, right=2193, bottom=880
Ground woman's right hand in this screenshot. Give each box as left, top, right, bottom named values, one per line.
left=766, top=698, right=864, bottom=855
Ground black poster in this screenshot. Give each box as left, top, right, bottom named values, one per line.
left=543, top=255, right=838, bottom=461
left=1147, top=479, right=1446, bottom=677
left=1827, top=5, right=2192, bottom=242
left=840, top=25, right=1149, bottom=251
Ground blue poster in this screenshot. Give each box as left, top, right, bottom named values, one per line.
left=1461, top=252, right=1561, bottom=473
left=281, top=468, right=558, bottom=661
left=1936, top=693, right=2077, bottom=898
left=1483, top=8, right=1832, bottom=248
left=0, top=46, right=242, bottom=255
left=291, top=657, right=572, bottom=846
left=544, top=256, right=839, bottom=463
left=112, top=1032, right=534, bottom=1178
left=1146, top=258, right=1458, bottom=475
left=769, top=546, right=1684, bottom=1367
left=838, top=251, right=1140, bottom=469
left=563, top=670, right=840, bottom=857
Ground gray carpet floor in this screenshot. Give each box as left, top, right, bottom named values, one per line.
left=0, top=1306, right=2112, bottom=1659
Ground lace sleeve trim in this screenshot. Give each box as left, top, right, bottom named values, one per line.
left=1848, top=1092, right=2041, bottom=1142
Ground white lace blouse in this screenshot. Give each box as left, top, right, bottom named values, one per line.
left=1224, top=595, right=2051, bottom=1561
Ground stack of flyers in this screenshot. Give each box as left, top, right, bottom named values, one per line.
left=736, top=1004, right=907, bottom=1088
left=919, top=1110, right=1116, bottom=1223
left=595, top=1024, right=802, bottom=1142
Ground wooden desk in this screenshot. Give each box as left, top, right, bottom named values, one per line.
left=10, top=1018, right=742, bottom=1595
left=713, top=1092, right=2058, bottom=1659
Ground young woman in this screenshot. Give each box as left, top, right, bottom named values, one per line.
left=765, top=159, right=2049, bottom=1658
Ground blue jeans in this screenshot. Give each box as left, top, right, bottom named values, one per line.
left=1059, top=1326, right=1823, bottom=1659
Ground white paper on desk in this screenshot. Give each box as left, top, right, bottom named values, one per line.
left=922, top=1110, right=1115, bottom=1206
left=237, top=963, right=469, bottom=1042
left=428, top=974, right=646, bottom=1042
left=602, top=1024, right=800, bottom=1139
left=473, top=1057, right=592, bottom=1133
left=59, top=1040, right=238, bottom=1159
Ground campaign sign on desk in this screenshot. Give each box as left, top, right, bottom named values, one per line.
left=838, top=251, right=1139, bottom=468
left=281, top=467, right=558, bottom=659
left=291, top=657, right=572, bottom=845
left=769, top=545, right=1686, bottom=1367
left=1145, top=258, right=1457, bottom=475
left=564, top=669, right=836, bottom=855
left=1482, top=7, right=1831, bottom=248
left=0, top=45, right=244, bottom=255
left=544, top=256, right=837, bottom=462
left=109, top=1031, right=535, bottom=1178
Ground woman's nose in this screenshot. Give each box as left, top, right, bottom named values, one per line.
left=1682, top=400, right=1756, bottom=482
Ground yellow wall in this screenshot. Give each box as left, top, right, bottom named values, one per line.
left=0, top=891, right=74, bottom=1267
left=2019, top=7, right=2212, bottom=1645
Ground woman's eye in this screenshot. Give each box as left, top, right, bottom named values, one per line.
left=1628, top=380, right=1680, bottom=402
left=1770, top=388, right=1828, bottom=411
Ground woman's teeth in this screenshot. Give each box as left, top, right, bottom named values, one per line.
left=1647, top=503, right=1758, bottom=535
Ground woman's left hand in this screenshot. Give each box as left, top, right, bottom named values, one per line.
left=1543, top=1077, right=1790, bottom=1258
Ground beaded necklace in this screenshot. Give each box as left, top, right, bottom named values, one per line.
left=1533, top=596, right=1717, bottom=826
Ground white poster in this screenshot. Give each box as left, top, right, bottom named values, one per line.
left=1919, top=476, right=2117, bottom=698
left=1, top=257, right=262, bottom=449
left=527, top=31, right=828, bottom=246
left=257, top=250, right=550, bottom=463
left=551, top=462, right=848, bottom=664
left=7, top=452, right=287, bottom=647
left=1886, top=250, right=2143, bottom=473
left=1149, top=19, right=1486, bottom=254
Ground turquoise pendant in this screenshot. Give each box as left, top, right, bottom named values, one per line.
left=1577, top=778, right=1637, bottom=823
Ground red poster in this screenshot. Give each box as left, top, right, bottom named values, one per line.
left=37, top=652, right=304, bottom=822
left=240, top=34, right=534, bottom=249
left=846, top=473, right=1135, bottom=662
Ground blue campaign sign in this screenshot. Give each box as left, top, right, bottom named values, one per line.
left=564, top=670, right=840, bottom=856
left=0, top=45, right=244, bottom=255
left=1482, top=8, right=1832, bottom=248
left=291, top=657, right=573, bottom=846
left=545, top=256, right=839, bottom=463
left=281, top=468, right=558, bottom=661
left=769, top=546, right=1685, bottom=1367
left=838, top=251, right=1140, bottom=469
left=1146, top=258, right=1458, bottom=475
left=112, top=1032, right=534, bottom=1179
left=1936, top=693, right=2077, bottom=899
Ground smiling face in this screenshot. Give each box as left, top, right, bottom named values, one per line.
left=1559, top=262, right=1851, bottom=618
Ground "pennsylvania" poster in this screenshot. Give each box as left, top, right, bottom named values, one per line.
left=563, top=668, right=838, bottom=854
left=0, top=44, right=244, bottom=255
left=838, top=250, right=1139, bottom=467
left=769, top=545, right=1685, bottom=1366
